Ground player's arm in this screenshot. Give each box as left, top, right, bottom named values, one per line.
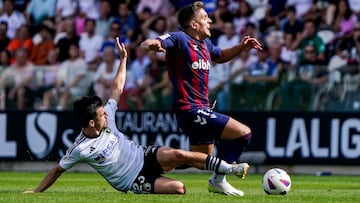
left=109, top=37, right=128, bottom=102
left=140, top=39, right=166, bottom=53
left=24, top=164, right=65, bottom=193
left=215, top=36, right=262, bottom=63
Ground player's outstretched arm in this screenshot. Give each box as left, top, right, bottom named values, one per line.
left=24, top=164, right=65, bottom=193
left=216, top=36, right=262, bottom=63
left=109, top=37, right=127, bottom=102
left=140, top=39, right=166, bottom=53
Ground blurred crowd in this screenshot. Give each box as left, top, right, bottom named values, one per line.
left=0, top=0, right=359, bottom=112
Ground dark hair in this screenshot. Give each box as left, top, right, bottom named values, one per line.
left=0, top=21, right=8, bottom=28
left=73, top=96, right=103, bottom=128
left=177, top=1, right=204, bottom=29
left=287, top=5, right=296, bottom=13
left=85, top=18, right=96, bottom=25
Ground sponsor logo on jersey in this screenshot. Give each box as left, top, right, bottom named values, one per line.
left=191, top=59, right=210, bottom=70
left=94, top=153, right=105, bottom=164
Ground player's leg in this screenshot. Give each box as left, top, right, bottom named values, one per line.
left=154, top=176, right=186, bottom=194
left=190, top=143, right=214, bottom=155
left=176, top=109, right=249, bottom=196
left=207, top=113, right=251, bottom=196
left=218, top=117, right=252, bottom=163
left=156, top=147, right=249, bottom=178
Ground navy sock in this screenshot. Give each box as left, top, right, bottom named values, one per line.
left=217, top=133, right=252, bottom=163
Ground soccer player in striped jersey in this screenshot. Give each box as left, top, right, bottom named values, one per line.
left=24, top=37, right=250, bottom=195
left=141, top=1, right=262, bottom=196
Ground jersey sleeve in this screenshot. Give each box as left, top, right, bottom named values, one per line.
left=59, top=143, right=82, bottom=170
left=104, top=99, right=117, bottom=120
left=104, top=98, right=118, bottom=131
left=205, top=39, right=221, bottom=61
left=157, top=32, right=178, bottom=49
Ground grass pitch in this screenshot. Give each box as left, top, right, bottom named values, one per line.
left=0, top=171, right=359, bottom=203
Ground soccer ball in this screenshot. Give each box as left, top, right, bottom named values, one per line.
left=262, top=168, right=291, bottom=195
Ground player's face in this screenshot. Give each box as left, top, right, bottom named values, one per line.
left=192, top=8, right=212, bottom=39
left=94, top=107, right=108, bottom=130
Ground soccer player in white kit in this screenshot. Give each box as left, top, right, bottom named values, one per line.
left=25, top=37, right=249, bottom=194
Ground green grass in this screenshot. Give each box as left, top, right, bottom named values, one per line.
left=0, top=171, right=359, bottom=203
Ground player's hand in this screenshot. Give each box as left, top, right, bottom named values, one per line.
left=148, top=39, right=166, bottom=53
left=115, top=37, right=128, bottom=59
left=22, top=190, right=35, bottom=194
left=241, top=36, right=262, bottom=51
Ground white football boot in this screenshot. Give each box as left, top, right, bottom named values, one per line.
left=208, top=177, right=245, bottom=196
left=208, top=163, right=249, bottom=196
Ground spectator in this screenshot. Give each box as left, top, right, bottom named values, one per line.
left=56, top=17, right=80, bottom=62
left=30, top=25, right=55, bottom=65
left=346, top=22, right=360, bottom=65
left=241, top=45, right=279, bottom=110
left=348, top=0, right=360, bottom=17
left=291, top=19, right=326, bottom=63
left=12, top=0, right=28, bottom=13
left=7, top=25, right=33, bottom=64
left=0, top=49, right=10, bottom=75
left=34, top=49, right=60, bottom=109
left=0, top=49, right=10, bottom=109
left=285, top=0, right=314, bottom=20
left=114, top=2, right=137, bottom=42
left=25, top=0, right=57, bottom=25
left=69, top=0, right=100, bottom=37
left=281, top=5, right=304, bottom=39
left=136, top=0, right=172, bottom=17
left=233, top=0, right=257, bottom=36
left=333, top=0, right=357, bottom=38
left=74, top=7, right=86, bottom=36
left=209, top=0, right=234, bottom=41
left=141, top=15, right=169, bottom=60
left=209, top=22, right=240, bottom=111
left=0, top=21, right=10, bottom=51
left=100, top=20, right=122, bottom=54
left=56, top=0, right=77, bottom=20
left=0, top=48, right=36, bottom=110
left=279, top=44, right=328, bottom=110
left=79, top=18, right=104, bottom=69
left=142, top=51, right=172, bottom=110
left=324, top=0, right=338, bottom=26
left=41, top=43, right=90, bottom=110
left=121, top=46, right=150, bottom=110
left=136, top=6, right=153, bottom=25
left=141, top=15, right=168, bottom=40
left=267, top=0, right=287, bottom=20
left=279, top=33, right=298, bottom=83
left=0, top=0, right=26, bottom=39
left=92, top=46, right=120, bottom=100
left=95, top=0, right=115, bottom=38
left=78, top=0, right=100, bottom=20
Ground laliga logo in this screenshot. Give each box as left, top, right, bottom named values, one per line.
left=26, top=112, right=57, bottom=159
left=191, top=59, right=211, bottom=70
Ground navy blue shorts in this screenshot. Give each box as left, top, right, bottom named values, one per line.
left=176, top=108, right=230, bottom=145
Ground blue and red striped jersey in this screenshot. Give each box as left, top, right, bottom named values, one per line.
left=157, top=31, right=221, bottom=111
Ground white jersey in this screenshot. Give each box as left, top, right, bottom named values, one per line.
left=59, top=99, right=144, bottom=192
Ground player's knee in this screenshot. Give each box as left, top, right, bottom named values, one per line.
left=173, top=181, right=186, bottom=194
left=242, top=126, right=251, bottom=135
left=243, top=131, right=252, bottom=140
